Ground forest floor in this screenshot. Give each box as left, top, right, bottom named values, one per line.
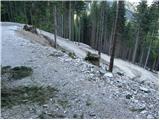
left=1, top=22, right=159, bottom=119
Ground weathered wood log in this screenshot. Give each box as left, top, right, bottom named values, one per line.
left=23, top=24, right=38, bottom=34
left=85, top=52, right=100, bottom=66
left=42, top=34, right=55, bottom=47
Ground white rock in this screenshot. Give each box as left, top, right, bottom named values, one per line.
left=134, top=100, right=139, bottom=103
left=147, top=114, right=154, bottom=119
left=90, top=73, right=94, bottom=78
left=140, top=110, right=147, bottom=114
left=43, top=104, right=48, bottom=108
left=140, top=87, right=149, bottom=93
left=99, top=69, right=106, bottom=75
left=104, top=72, right=113, bottom=78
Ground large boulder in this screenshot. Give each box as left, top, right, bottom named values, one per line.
left=104, top=72, right=113, bottom=78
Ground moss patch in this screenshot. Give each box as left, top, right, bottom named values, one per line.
left=68, top=52, right=76, bottom=59
left=126, top=94, right=132, bottom=99
left=1, top=86, right=59, bottom=108
left=38, top=112, right=65, bottom=119
left=1, top=66, right=11, bottom=75
left=1, top=66, right=33, bottom=80
left=73, top=114, right=78, bottom=118
left=129, top=107, right=145, bottom=112
left=11, top=66, right=33, bottom=79
left=57, top=99, right=69, bottom=109
left=86, top=100, right=92, bottom=106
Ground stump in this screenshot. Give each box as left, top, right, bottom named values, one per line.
left=85, top=52, right=100, bottom=66
left=23, top=24, right=38, bottom=34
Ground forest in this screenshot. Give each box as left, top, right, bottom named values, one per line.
left=1, top=1, right=159, bottom=71
left=1, top=1, right=159, bottom=119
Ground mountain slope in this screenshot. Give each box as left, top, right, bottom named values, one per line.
left=39, top=25, right=158, bottom=86
left=1, top=22, right=158, bottom=119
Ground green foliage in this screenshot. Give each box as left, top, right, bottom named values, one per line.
left=38, top=112, right=65, bottom=119
left=57, top=99, right=69, bottom=109
left=68, top=52, right=76, bottom=59
left=2, top=66, right=33, bottom=80
left=126, top=94, right=132, bottom=99
left=1, top=86, right=59, bottom=108
left=129, top=107, right=145, bottom=112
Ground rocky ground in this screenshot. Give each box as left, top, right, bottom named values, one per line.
left=1, top=23, right=159, bottom=119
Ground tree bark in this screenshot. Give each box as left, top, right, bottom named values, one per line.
left=23, top=2, right=28, bottom=24
left=152, top=56, right=158, bottom=71
left=139, top=47, right=144, bottom=65
left=128, top=48, right=132, bottom=61
left=9, top=1, right=14, bottom=21
left=61, top=2, right=64, bottom=37
left=109, top=1, right=119, bottom=72
left=109, top=23, right=114, bottom=55
left=132, top=26, right=140, bottom=63
left=54, top=5, right=57, bottom=48
left=78, top=17, right=81, bottom=46
left=69, top=1, right=72, bottom=40
left=144, top=31, right=154, bottom=68
left=98, top=9, right=104, bottom=59
left=144, top=43, right=151, bottom=68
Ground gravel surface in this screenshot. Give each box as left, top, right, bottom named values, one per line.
left=1, top=23, right=159, bottom=119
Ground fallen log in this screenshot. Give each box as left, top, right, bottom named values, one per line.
left=42, top=34, right=55, bottom=47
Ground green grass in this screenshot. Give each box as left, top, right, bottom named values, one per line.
left=129, top=107, right=145, bottom=112
left=11, top=66, right=33, bottom=79
left=1, top=66, right=33, bottom=80
left=38, top=112, right=65, bottom=119
left=57, top=99, right=69, bottom=109
left=68, top=52, right=76, bottom=59
left=1, top=66, right=11, bottom=75
left=86, top=100, right=92, bottom=106
left=73, top=114, right=78, bottom=118
left=126, top=94, right=132, bottom=99
left=1, top=86, right=59, bottom=108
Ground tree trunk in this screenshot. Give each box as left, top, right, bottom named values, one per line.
left=69, top=1, right=72, bottom=40
left=54, top=5, right=57, bottom=48
left=144, top=31, right=154, bottom=68
left=29, top=2, right=33, bottom=25
left=132, top=26, right=140, bottom=63
left=152, top=56, right=158, bottom=71
left=128, top=48, right=132, bottom=61
left=139, top=47, right=144, bottom=65
left=144, top=44, right=151, bottom=69
left=109, top=23, right=114, bottom=55
left=23, top=2, right=28, bottom=24
left=61, top=1, right=64, bottom=37
left=95, top=22, right=99, bottom=49
left=61, top=14, right=64, bottom=37
left=98, top=9, right=104, bottom=59
left=9, top=2, right=14, bottom=21
left=109, top=1, right=119, bottom=72
left=91, top=23, right=96, bottom=48
left=78, top=18, right=81, bottom=46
